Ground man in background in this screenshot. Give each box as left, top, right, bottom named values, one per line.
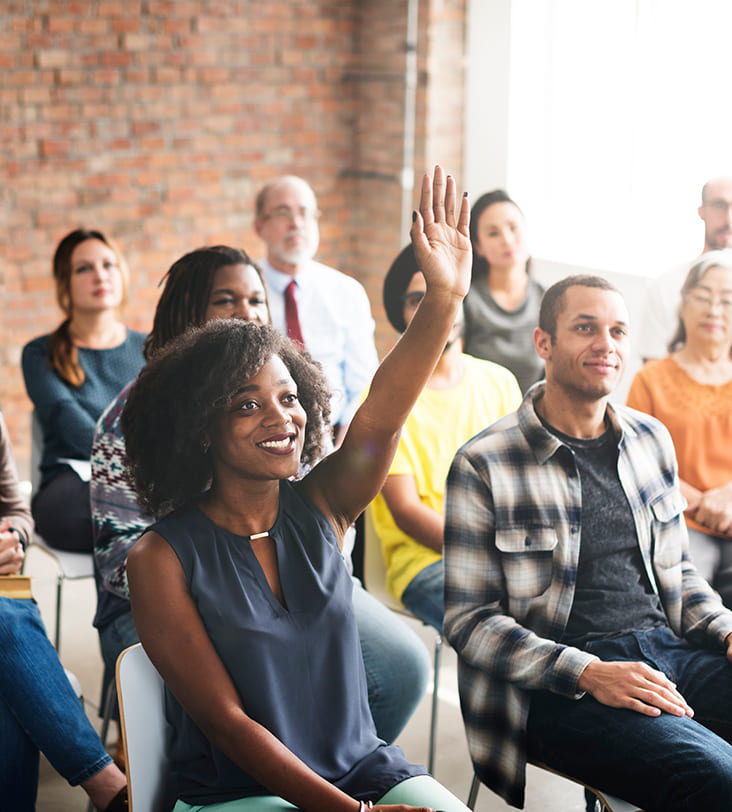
left=639, top=175, right=732, bottom=361
left=254, top=176, right=378, bottom=439
left=444, top=275, right=732, bottom=810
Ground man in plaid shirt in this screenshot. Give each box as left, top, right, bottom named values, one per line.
left=444, top=275, right=732, bottom=811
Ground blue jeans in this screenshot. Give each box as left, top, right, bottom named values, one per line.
left=97, top=579, right=430, bottom=744
left=98, top=607, right=139, bottom=718
left=401, top=559, right=444, bottom=633
left=0, top=597, right=112, bottom=810
left=352, top=578, right=431, bottom=742
left=527, top=627, right=732, bottom=812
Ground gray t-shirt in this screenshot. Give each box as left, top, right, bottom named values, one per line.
left=463, top=273, right=545, bottom=393
left=541, top=422, right=668, bottom=648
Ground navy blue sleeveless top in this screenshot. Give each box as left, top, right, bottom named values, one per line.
left=153, top=480, right=424, bottom=805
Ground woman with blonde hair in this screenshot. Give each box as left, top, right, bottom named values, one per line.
left=22, top=228, right=145, bottom=552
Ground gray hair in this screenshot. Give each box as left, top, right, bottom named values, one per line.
left=668, top=249, right=732, bottom=352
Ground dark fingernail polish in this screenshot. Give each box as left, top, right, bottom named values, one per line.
left=412, top=210, right=417, bottom=222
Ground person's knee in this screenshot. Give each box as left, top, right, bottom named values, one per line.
left=0, top=599, right=44, bottom=653
left=658, top=738, right=732, bottom=810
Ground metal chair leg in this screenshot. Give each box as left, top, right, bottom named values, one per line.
left=99, top=679, right=118, bottom=750
left=466, top=772, right=480, bottom=810
left=428, top=633, right=442, bottom=774
left=54, top=573, right=63, bottom=651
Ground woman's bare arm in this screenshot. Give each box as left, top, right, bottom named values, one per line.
left=127, top=532, right=368, bottom=812
left=381, top=475, right=444, bottom=553
left=303, top=168, right=471, bottom=535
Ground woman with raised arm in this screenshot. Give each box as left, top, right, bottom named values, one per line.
left=91, top=246, right=431, bottom=755
left=22, top=228, right=145, bottom=552
left=121, top=169, right=472, bottom=812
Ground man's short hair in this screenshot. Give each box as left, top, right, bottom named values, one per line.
left=539, top=274, right=620, bottom=338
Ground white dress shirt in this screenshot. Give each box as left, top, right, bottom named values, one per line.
left=261, top=258, right=378, bottom=426
left=637, top=259, right=694, bottom=361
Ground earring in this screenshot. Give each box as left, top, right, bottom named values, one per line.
left=201, top=439, right=210, bottom=454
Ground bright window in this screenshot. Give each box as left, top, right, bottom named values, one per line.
left=506, top=0, right=732, bottom=277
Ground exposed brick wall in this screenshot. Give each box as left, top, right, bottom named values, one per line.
left=2, top=0, right=466, bottom=477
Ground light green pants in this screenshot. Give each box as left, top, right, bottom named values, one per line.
left=173, top=774, right=471, bottom=811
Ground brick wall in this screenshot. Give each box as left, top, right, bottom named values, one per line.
left=2, top=0, right=466, bottom=476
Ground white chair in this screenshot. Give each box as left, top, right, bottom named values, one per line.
left=20, top=413, right=95, bottom=652
left=362, top=507, right=443, bottom=775
left=116, top=644, right=173, bottom=812
left=116, top=644, right=293, bottom=812
left=466, top=766, right=644, bottom=812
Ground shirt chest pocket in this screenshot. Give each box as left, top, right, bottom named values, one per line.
left=649, top=490, right=686, bottom=570
left=495, top=526, right=558, bottom=598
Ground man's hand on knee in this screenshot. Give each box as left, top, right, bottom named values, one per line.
left=725, top=633, right=732, bottom=664
left=577, top=660, right=694, bottom=718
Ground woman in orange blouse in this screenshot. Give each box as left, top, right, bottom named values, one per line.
left=627, top=250, right=732, bottom=604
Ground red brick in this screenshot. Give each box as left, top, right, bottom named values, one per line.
left=2, top=0, right=467, bottom=474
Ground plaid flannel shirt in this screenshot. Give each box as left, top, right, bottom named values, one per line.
left=443, top=382, right=732, bottom=809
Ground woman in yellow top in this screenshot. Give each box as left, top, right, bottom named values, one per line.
left=627, top=250, right=732, bottom=605
left=369, top=243, right=522, bottom=632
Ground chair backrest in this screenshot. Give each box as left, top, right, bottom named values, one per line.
left=362, top=506, right=403, bottom=613
left=30, top=411, right=43, bottom=494
left=116, top=644, right=173, bottom=812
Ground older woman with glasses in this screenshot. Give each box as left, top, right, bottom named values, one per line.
left=628, top=250, right=732, bottom=604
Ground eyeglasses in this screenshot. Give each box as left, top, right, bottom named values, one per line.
left=705, top=199, right=732, bottom=213
left=401, top=291, right=425, bottom=311
left=686, top=292, right=732, bottom=311
left=261, top=206, right=321, bottom=224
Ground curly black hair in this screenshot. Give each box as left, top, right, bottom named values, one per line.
left=121, top=320, right=331, bottom=517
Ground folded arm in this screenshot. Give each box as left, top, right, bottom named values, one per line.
left=684, top=479, right=732, bottom=538
left=381, top=474, right=443, bottom=553
left=22, top=341, right=97, bottom=459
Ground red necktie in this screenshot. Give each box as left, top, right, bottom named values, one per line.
left=284, top=280, right=305, bottom=348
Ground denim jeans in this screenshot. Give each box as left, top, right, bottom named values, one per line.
left=527, top=627, right=732, bottom=812
left=97, top=578, right=430, bottom=744
left=0, top=597, right=112, bottom=810
left=401, top=559, right=444, bottom=633
left=98, top=607, right=139, bottom=718
left=352, top=578, right=431, bottom=742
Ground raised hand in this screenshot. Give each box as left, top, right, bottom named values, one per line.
left=410, top=166, right=472, bottom=302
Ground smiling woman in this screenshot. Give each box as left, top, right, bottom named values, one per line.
left=118, top=169, right=474, bottom=812
left=123, top=322, right=330, bottom=520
